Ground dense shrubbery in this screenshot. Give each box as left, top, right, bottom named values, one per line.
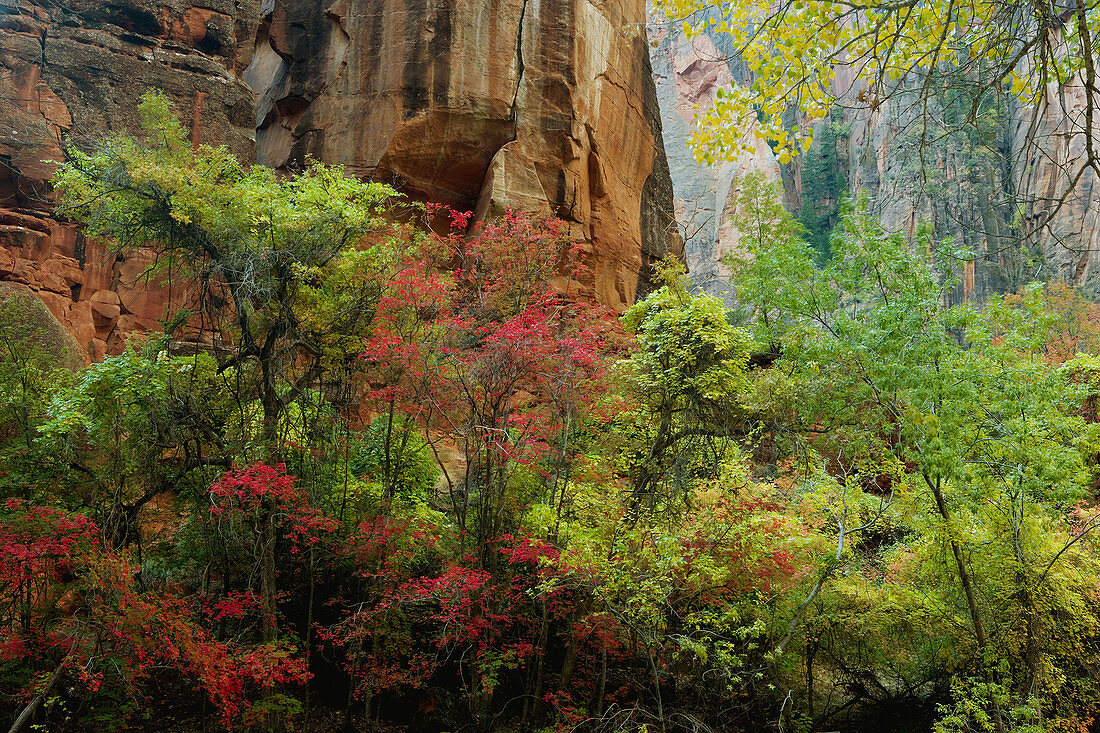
left=2, top=94, right=1100, bottom=733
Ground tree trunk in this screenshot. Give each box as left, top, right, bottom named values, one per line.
left=381, top=403, right=396, bottom=513
left=303, top=544, right=316, bottom=727
left=926, top=474, right=1003, bottom=733
left=926, top=476, right=988, bottom=649
left=647, top=647, right=666, bottom=733
left=522, top=600, right=550, bottom=726
left=8, top=661, right=65, bottom=733
left=594, top=648, right=608, bottom=717
left=260, top=497, right=278, bottom=643
left=259, top=368, right=282, bottom=644
left=806, top=636, right=816, bottom=717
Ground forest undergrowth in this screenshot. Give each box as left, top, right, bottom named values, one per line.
left=3, top=93, right=1100, bottom=733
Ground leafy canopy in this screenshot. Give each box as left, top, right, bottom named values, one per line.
left=54, top=91, right=399, bottom=458
left=654, top=0, right=1097, bottom=163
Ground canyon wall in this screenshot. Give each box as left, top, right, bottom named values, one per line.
left=5, top=0, right=1099, bottom=363
left=650, top=15, right=1100, bottom=303
left=0, top=0, right=680, bottom=361
left=648, top=14, right=781, bottom=305
left=0, top=0, right=261, bottom=361
left=247, top=0, right=680, bottom=311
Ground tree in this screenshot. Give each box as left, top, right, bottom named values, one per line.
left=54, top=91, right=396, bottom=463
left=0, top=500, right=310, bottom=733
left=205, top=463, right=335, bottom=644
left=797, top=108, right=849, bottom=260
left=559, top=467, right=808, bottom=732
left=730, top=176, right=1100, bottom=729
left=53, top=91, right=399, bottom=644
left=37, top=338, right=234, bottom=549
left=619, top=261, right=752, bottom=512
left=0, top=290, right=76, bottom=505
left=361, top=207, right=618, bottom=556
left=656, top=0, right=1096, bottom=163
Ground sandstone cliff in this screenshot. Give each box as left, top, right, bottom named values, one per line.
left=650, top=15, right=1100, bottom=303
left=247, top=0, right=680, bottom=311
left=0, top=0, right=259, bottom=361
left=0, top=0, right=681, bottom=361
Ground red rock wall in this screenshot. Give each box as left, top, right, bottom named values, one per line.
left=0, top=0, right=680, bottom=362
left=0, top=0, right=260, bottom=361
left=247, top=0, right=681, bottom=311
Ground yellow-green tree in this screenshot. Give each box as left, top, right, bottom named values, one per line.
left=54, top=91, right=399, bottom=644
left=655, top=0, right=1098, bottom=170
left=619, top=262, right=752, bottom=512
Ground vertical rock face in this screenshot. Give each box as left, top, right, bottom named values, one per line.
left=827, top=74, right=1100, bottom=302
left=649, top=16, right=1100, bottom=303
left=247, top=0, right=681, bottom=311
left=0, top=0, right=681, bottom=361
left=648, top=16, right=781, bottom=303
left=0, top=0, right=259, bottom=361
left=1011, top=77, right=1100, bottom=297
left=839, top=86, right=1050, bottom=304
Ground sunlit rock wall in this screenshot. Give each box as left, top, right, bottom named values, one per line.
left=245, top=0, right=681, bottom=311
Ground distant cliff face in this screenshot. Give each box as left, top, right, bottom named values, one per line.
left=648, top=17, right=781, bottom=305
left=0, top=0, right=680, bottom=361
left=834, top=74, right=1100, bottom=302
left=649, top=15, right=1100, bottom=303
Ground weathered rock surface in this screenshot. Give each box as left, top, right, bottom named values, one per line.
left=248, top=0, right=681, bottom=311
left=1009, top=77, right=1100, bottom=298
left=1, top=0, right=680, bottom=361
left=840, top=85, right=1033, bottom=304
left=0, top=0, right=259, bottom=361
left=0, top=282, right=84, bottom=370
left=648, top=16, right=781, bottom=303
left=830, top=71, right=1100, bottom=302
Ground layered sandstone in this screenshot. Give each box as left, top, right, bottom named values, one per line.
left=0, top=0, right=259, bottom=361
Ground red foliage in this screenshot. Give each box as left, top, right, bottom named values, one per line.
left=0, top=502, right=310, bottom=728
left=75, top=551, right=292, bottom=726
left=208, top=462, right=337, bottom=550
left=0, top=500, right=98, bottom=663
left=318, top=517, right=440, bottom=698
left=323, top=527, right=578, bottom=705
left=207, top=590, right=262, bottom=622
left=360, top=207, right=622, bottom=547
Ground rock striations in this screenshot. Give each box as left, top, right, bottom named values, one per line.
left=0, top=0, right=260, bottom=361
left=0, top=0, right=681, bottom=361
